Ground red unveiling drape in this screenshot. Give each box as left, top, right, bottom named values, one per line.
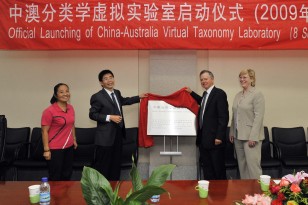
left=138, top=87, right=199, bottom=148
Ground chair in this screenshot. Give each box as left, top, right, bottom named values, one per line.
left=0, top=115, right=7, bottom=180
left=0, top=127, right=30, bottom=180
left=121, top=127, right=139, bottom=169
left=261, top=127, right=281, bottom=178
left=272, top=127, right=308, bottom=175
left=2, top=127, right=31, bottom=161
left=13, top=127, right=48, bottom=181
left=71, top=127, right=96, bottom=180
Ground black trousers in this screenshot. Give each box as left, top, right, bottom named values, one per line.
left=47, top=146, right=74, bottom=181
left=94, top=128, right=123, bottom=181
left=199, top=145, right=227, bottom=180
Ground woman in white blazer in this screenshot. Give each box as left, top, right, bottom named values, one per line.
left=229, top=69, right=265, bottom=179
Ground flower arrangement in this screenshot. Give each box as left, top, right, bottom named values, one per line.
left=267, top=171, right=308, bottom=205
left=235, top=194, right=272, bottom=205
left=235, top=171, right=308, bottom=205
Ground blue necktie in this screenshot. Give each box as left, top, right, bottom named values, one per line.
left=199, top=91, right=207, bottom=128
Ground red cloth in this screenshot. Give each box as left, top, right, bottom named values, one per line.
left=138, top=88, right=199, bottom=148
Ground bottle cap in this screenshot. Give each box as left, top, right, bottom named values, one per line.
left=41, top=177, right=48, bottom=182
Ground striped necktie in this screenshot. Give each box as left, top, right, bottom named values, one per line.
left=199, top=91, right=207, bottom=128
left=111, top=93, right=120, bottom=114
left=111, top=93, right=123, bottom=127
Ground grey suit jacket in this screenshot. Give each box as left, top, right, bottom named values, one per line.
left=230, top=87, right=265, bottom=141
left=89, top=88, right=140, bottom=146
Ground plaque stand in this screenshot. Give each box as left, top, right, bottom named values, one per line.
left=160, top=135, right=182, bottom=156
left=159, top=135, right=182, bottom=180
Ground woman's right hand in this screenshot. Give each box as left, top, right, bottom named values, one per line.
left=229, top=136, right=234, bottom=143
left=43, top=151, right=51, bottom=160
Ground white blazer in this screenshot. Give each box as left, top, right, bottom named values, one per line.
left=230, top=87, right=265, bottom=141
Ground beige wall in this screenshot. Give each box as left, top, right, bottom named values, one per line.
left=1, top=49, right=308, bottom=134
left=1, top=49, right=308, bottom=175
left=0, top=50, right=145, bottom=129
left=207, top=50, right=308, bottom=134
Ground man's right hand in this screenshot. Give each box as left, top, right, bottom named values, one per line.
left=185, top=87, right=192, bottom=93
left=110, top=115, right=122, bottom=124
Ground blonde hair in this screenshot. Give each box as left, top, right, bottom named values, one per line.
left=239, top=69, right=256, bottom=87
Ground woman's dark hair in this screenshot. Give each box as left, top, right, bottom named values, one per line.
left=50, top=83, right=69, bottom=104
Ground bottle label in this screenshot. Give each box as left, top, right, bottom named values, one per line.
left=40, top=192, right=50, bottom=202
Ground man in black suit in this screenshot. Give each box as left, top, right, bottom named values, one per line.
left=186, top=70, right=229, bottom=180
left=89, top=69, right=147, bottom=180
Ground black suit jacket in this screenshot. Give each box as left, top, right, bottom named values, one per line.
left=191, top=87, right=229, bottom=149
left=89, top=88, right=140, bottom=146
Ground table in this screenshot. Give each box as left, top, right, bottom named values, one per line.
left=0, top=180, right=262, bottom=204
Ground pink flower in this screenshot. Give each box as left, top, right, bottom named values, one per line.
left=283, top=171, right=308, bottom=185
left=240, top=172, right=308, bottom=205
left=290, top=183, right=301, bottom=193
left=242, top=194, right=271, bottom=205
left=279, top=179, right=290, bottom=187
left=242, top=194, right=256, bottom=204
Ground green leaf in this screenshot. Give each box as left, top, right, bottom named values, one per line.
left=125, top=201, right=142, bottom=205
left=146, top=164, right=176, bottom=187
left=125, top=188, right=133, bottom=200
left=81, top=166, right=114, bottom=205
left=130, top=158, right=143, bottom=192
left=124, top=186, right=167, bottom=205
left=112, top=182, right=123, bottom=204
left=114, top=197, right=125, bottom=205
left=81, top=162, right=175, bottom=205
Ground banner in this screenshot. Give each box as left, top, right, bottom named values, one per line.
left=0, top=0, right=308, bottom=50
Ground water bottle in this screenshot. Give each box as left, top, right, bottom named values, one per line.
left=39, top=177, right=50, bottom=205
left=150, top=195, right=160, bottom=203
